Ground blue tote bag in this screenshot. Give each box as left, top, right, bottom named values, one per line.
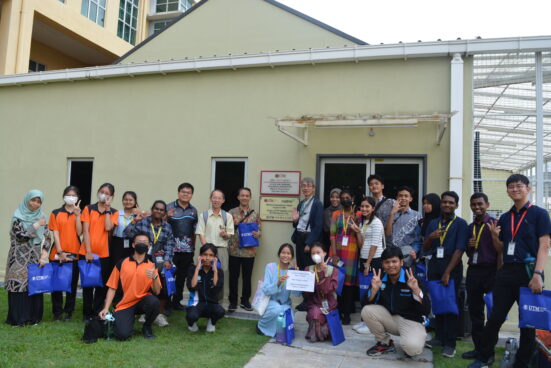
left=336, top=267, right=346, bottom=296
left=78, top=257, right=103, bottom=288
left=358, top=272, right=373, bottom=300
left=426, top=279, right=459, bottom=315
left=165, top=266, right=177, bottom=297
left=416, top=263, right=428, bottom=282
left=238, top=222, right=259, bottom=248
left=52, top=262, right=73, bottom=293
left=519, top=287, right=551, bottom=330
left=284, top=307, right=295, bottom=346
left=28, top=263, right=53, bottom=295
left=326, top=309, right=345, bottom=346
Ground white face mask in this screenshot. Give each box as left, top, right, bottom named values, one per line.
left=98, top=193, right=109, bottom=202
left=311, top=254, right=323, bottom=264
left=63, top=196, right=78, bottom=205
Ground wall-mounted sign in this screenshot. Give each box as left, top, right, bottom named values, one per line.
left=259, top=196, right=300, bottom=222
left=260, top=171, right=301, bottom=196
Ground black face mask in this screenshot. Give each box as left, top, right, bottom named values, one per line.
left=134, top=243, right=149, bottom=255
left=341, top=199, right=353, bottom=208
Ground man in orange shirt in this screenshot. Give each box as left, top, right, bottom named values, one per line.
left=99, top=232, right=161, bottom=339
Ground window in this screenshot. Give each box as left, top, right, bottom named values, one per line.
left=81, top=0, right=106, bottom=26
left=68, top=159, right=94, bottom=208
left=211, top=158, right=248, bottom=212
left=118, top=0, right=139, bottom=45
left=155, top=0, right=192, bottom=13
left=28, top=60, right=46, bottom=73
left=150, top=20, right=169, bottom=35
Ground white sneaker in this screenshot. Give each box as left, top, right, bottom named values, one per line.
left=188, top=322, right=198, bottom=332
left=356, top=324, right=371, bottom=334
left=352, top=322, right=364, bottom=331
left=179, top=298, right=187, bottom=307
left=138, top=314, right=145, bottom=323
left=206, top=319, right=216, bottom=332
left=154, top=314, right=169, bottom=327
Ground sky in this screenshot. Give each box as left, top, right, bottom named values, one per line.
left=279, top=0, right=551, bottom=45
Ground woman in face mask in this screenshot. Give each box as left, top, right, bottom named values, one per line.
left=79, top=183, right=119, bottom=320
left=5, top=190, right=51, bottom=326
left=304, top=242, right=339, bottom=342
left=328, top=189, right=362, bottom=325
left=48, top=185, right=82, bottom=321
left=256, top=243, right=300, bottom=337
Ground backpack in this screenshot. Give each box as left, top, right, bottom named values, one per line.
left=202, top=210, right=228, bottom=227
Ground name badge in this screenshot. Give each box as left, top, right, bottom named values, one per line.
left=341, top=236, right=349, bottom=246
left=156, top=256, right=164, bottom=264
left=321, top=299, right=329, bottom=315
left=123, top=239, right=130, bottom=249
left=507, top=241, right=515, bottom=256
left=473, top=252, right=478, bottom=264
left=437, top=247, right=444, bottom=259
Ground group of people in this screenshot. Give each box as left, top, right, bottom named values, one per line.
left=4, top=173, right=550, bottom=368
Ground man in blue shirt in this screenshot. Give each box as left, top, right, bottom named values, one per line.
left=469, top=175, right=551, bottom=368
left=423, top=191, right=468, bottom=358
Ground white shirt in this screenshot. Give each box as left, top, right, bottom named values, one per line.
left=297, top=196, right=315, bottom=232
left=360, top=217, right=385, bottom=259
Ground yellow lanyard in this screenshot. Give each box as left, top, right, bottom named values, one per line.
left=150, top=223, right=162, bottom=244
left=341, top=211, right=352, bottom=235
left=438, top=215, right=456, bottom=245
left=313, top=266, right=326, bottom=298
left=123, top=214, right=133, bottom=228
left=472, top=223, right=485, bottom=249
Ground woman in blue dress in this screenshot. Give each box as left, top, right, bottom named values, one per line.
left=257, top=243, right=300, bottom=336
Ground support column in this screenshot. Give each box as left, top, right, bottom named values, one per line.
left=535, top=52, right=544, bottom=207
left=450, top=53, right=464, bottom=214
left=0, top=0, right=20, bottom=75
left=14, top=0, right=34, bottom=74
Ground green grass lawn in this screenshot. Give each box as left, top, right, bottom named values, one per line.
left=433, top=340, right=505, bottom=368
left=0, top=290, right=269, bottom=368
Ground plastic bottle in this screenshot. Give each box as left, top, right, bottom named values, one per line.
left=276, top=313, right=286, bottom=344
left=500, top=338, right=518, bottom=368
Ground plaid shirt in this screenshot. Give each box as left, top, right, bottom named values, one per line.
left=123, top=217, right=175, bottom=262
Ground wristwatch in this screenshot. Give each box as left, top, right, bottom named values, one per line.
left=534, top=270, right=544, bottom=277
left=153, top=274, right=159, bottom=280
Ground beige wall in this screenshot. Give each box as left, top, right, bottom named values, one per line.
left=30, top=40, right=88, bottom=70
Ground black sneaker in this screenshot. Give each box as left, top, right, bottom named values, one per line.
left=442, top=346, right=456, bottom=358
left=366, top=340, right=396, bottom=356
left=425, top=338, right=442, bottom=349
left=462, top=350, right=477, bottom=360
left=342, top=315, right=351, bottom=325
left=240, top=303, right=253, bottom=312
left=295, top=302, right=307, bottom=312
left=227, top=304, right=237, bottom=313
left=142, top=325, right=155, bottom=339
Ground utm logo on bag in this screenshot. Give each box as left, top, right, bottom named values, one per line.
left=523, top=304, right=548, bottom=312
left=32, top=275, right=49, bottom=281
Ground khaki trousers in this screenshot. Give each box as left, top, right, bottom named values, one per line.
left=361, top=304, right=426, bottom=356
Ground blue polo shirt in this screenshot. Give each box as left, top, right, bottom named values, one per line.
left=425, top=215, right=468, bottom=257
left=497, top=202, right=551, bottom=264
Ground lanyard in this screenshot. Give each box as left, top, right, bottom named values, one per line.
left=341, top=210, right=352, bottom=235
left=123, top=214, right=133, bottom=228
left=472, top=223, right=485, bottom=249
left=313, top=266, right=326, bottom=298
left=150, top=223, right=162, bottom=244
left=438, top=215, right=456, bottom=245
left=299, top=197, right=313, bottom=217
left=511, top=204, right=533, bottom=240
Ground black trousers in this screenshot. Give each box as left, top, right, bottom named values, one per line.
left=113, top=295, right=160, bottom=340
left=228, top=255, right=255, bottom=306
left=466, top=264, right=496, bottom=353
left=478, top=264, right=535, bottom=368
left=51, top=260, right=79, bottom=318
left=337, top=285, right=355, bottom=319
left=428, top=256, right=463, bottom=348
left=186, top=302, right=225, bottom=326
left=82, top=257, right=112, bottom=319
left=171, top=252, right=193, bottom=305
left=6, top=292, right=43, bottom=326
left=293, top=231, right=314, bottom=270
left=109, top=236, right=132, bottom=270
left=359, top=257, right=382, bottom=273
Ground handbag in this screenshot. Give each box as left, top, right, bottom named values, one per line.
left=28, top=263, right=53, bottom=295
left=252, top=280, right=270, bottom=315
left=416, top=263, right=427, bottom=282
left=238, top=222, right=259, bottom=248
left=326, top=309, right=345, bottom=346
left=165, top=266, right=177, bottom=297
left=519, top=287, right=551, bottom=330
left=78, top=256, right=103, bottom=288
left=426, top=279, right=459, bottom=315
left=358, top=272, right=373, bottom=301
left=336, top=266, right=346, bottom=296
left=284, top=307, right=295, bottom=346
left=52, top=262, right=73, bottom=293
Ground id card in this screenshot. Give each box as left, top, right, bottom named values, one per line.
left=507, top=241, right=515, bottom=256
left=321, top=299, right=329, bottom=314
left=472, top=252, right=478, bottom=264
left=156, top=256, right=164, bottom=264
left=437, top=247, right=444, bottom=259
left=123, top=239, right=130, bottom=249
left=341, top=236, right=349, bottom=246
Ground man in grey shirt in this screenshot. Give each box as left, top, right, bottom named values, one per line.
left=368, top=174, right=395, bottom=244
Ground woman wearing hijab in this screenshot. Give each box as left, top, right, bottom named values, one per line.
left=4, top=190, right=51, bottom=326
left=322, top=188, right=342, bottom=247
left=412, top=193, right=441, bottom=259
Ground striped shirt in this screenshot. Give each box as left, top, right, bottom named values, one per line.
left=360, top=217, right=385, bottom=259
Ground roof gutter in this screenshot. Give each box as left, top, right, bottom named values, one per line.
left=1, top=36, right=551, bottom=87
